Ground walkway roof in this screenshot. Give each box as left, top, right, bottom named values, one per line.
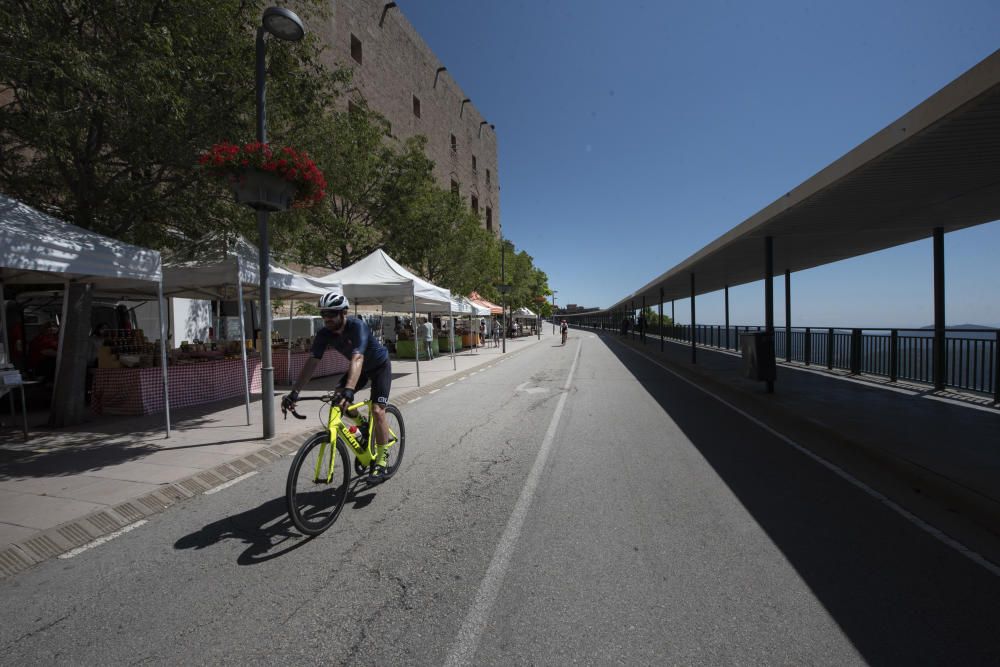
left=611, top=48, right=1000, bottom=312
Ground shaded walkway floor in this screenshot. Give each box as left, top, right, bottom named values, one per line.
left=593, top=326, right=1000, bottom=551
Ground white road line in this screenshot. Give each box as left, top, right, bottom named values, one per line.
left=446, top=382, right=455, bottom=387
left=625, top=344, right=1000, bottom=578
left=458, top=376, right=467, bottom=381
left=408, top=397, right=422, bottom=404
left=430, top=389, right=440, bottom=394
left=204, top=471, right=258, bottom=495
left=445, top=339, right=583, bottom=666
left=58, top=520, right=148, bottom=559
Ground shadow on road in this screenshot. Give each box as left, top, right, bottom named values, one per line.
left=173, top=481, right=378, bottom=565
left=598, top=332, right=1000, bottom=665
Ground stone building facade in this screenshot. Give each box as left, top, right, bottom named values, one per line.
left=315, top=0, right=500, bottom=236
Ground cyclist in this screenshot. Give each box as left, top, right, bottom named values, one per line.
left=560, top=319, right=569, bottom=345
left=282, top=290, right=394, bottom=480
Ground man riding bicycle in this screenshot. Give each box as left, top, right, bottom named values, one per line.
left=282, top=290, right=394, bottom=480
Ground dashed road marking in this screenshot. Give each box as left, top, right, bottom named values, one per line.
left=408, top=397, right=422, bottom=403
left=58, top=520, right=148, bottom=559
left=204, top=471, right=258, bottom=495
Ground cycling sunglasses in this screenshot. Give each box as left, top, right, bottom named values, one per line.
left=320, top=309, right=346, bottom=318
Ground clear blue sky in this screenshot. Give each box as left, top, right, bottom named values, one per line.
left=398, top=0, right=1000, bottom=328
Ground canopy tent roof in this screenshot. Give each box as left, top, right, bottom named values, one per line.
left=513, top=306, right=538, bottom=319
left=163, top=236, right=339, bottom=301
left=322, top=249, right=451, bottom=313
left=0, top=194, right=161, bottom=291
left=468, top=292, right=503, bottom=315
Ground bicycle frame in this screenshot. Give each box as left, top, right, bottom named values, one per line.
left=313, top=399, right=396, bottom=483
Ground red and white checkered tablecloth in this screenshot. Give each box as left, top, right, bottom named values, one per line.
left=273, top=349, right=348, bottom=385
left=92, top=358, right=263, bottom=416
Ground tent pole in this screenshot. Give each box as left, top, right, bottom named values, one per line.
left=51, top=280, right=71, bottom=407
left=156, top=279, right=171, bottom=437
left=450, top=309, right=456, bottom=370
left=286, top=299, right=293, bottom=388
left=0, top=281, right=9, bottom=367
left=412, top=287, right=420, bottom=387
left=237, top=264, right=251, bottom=426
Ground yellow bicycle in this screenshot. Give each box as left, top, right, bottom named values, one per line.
left=283, top=392, right=405, bottom=536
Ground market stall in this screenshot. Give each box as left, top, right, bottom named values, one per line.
left=0, top=194, right=172, bottom=435
left=150, top=236, right=340, bottom=420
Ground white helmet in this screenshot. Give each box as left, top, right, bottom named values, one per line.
left=318, top=290, right=350, bottom=311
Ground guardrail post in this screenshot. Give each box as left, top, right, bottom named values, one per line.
left=850, top=328, right=862, bottom=374
left=994, top=330, right=999, bottom=404
left=804, top=327, right=811, bottom=366
left=890, top=329, right=899, bottom=382
left=827, top=328, right=834, bottom=370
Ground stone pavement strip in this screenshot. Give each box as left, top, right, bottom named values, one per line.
left=0, top=334, right=544, bottom=579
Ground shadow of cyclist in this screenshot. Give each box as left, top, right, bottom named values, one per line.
left=174, top=481, right=377, bottom=565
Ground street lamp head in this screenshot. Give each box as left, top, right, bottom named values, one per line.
left=262, top=7, right=305, bottom=42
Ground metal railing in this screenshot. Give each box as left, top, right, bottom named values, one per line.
left=580, top=319, right=1000, bottom=401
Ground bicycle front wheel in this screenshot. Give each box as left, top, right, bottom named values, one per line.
left=286, top=431, right=351, bottom=536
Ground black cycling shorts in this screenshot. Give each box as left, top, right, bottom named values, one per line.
left=339, top=360, right=391, bottom=406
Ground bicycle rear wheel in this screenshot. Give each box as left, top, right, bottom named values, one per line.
left=286, top=431, right=350, bottom=536
left=377, top=404, right=406, bottom=481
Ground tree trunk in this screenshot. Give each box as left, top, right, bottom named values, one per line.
left=49, top=283, right=92, bottom=426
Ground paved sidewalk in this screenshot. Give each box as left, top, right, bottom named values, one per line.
left=0, top=333, right=549, bottom=576
left=603, top=326, right=1000, bottom=538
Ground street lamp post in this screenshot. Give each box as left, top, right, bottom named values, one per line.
left=256, top=6, right=305, bottom=439
left=551, top=291, right=558, bottom=334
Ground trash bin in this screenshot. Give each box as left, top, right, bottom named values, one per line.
left=740, top=332, right=776, bottom=382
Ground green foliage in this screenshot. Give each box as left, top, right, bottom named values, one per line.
left=0, top=0, right=343, bottom=249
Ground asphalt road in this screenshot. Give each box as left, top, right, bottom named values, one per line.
left=2, top=331, right=998, bottom=665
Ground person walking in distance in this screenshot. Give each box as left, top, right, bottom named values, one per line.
left=560, top=319, right=569, bottom=345
left=281, top=291, right=394, bottom=480
left=420, top=317, right=435, bottom=360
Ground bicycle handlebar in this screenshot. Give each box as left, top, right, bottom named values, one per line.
left=281, top=391, right=351, bottom=421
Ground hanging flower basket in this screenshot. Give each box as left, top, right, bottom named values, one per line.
left=231, top=169, right=297, bottom=212
left=198, top=141, right=327, bottom=211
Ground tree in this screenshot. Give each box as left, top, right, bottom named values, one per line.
left=0, top=0, right=345, bottom=424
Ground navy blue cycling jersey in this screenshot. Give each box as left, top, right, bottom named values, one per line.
left=311, top=317, right=389, bottom=368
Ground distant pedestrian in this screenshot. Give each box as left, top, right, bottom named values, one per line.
left=620, top=318, right=629, bottom=337
left=420, top=317, right=434, bottom=360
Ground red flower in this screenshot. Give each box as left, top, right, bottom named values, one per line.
left=197, top=140, right=327, bottom=206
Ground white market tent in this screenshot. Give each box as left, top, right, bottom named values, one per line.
left=513, top=307, right=537, bottom=318
left=322, top=249, right=452, bottom=385
left=163, top=236, right=341, bottom=423
left=0, top=194, right=173, bottom=436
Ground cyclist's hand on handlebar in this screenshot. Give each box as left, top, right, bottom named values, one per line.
left=281, top=390, right=299, bottom=419
left=336, top=387, right=355, bottom=410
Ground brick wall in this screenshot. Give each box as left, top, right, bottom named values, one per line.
left=314, top=0, right=501, bottom=237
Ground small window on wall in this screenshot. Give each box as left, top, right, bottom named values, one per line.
left=450, top=134, right=457, bottom=152
left=486, top=207, right=493, bottom=233
left=471, top=154, right=477, bottom=172
left=412, top=95, right=421, bottom=118
left=451, top=180, right=459, bottom=195
left=350, top=34, right=363, bottom=64
left=486, top=168, right=491, bottom=186
left=471, top=195, right=479, bottom=213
